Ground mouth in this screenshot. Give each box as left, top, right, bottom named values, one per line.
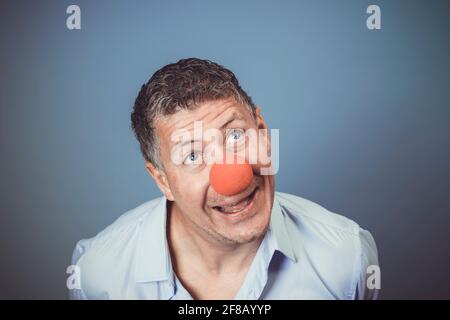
left=212, top=187, right=258, bottom=215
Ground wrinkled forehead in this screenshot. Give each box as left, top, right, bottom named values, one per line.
left=155, top=98, right=254, bottom=148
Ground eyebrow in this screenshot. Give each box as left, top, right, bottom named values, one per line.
left=219, top=111, right=244, bottom=130
left=173, top=111, right=245, bottom=149
left=173, top=139, right=201, bottom=151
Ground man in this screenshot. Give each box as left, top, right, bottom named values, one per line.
left=70, top=58, right=379, bottom=299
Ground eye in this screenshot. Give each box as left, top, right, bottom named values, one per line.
left=183, top=151, right=202, bottom=165
left=226, top=128, right=245, bottom=144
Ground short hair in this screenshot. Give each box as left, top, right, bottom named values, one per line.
left=131, top=58, right=256, bottom=169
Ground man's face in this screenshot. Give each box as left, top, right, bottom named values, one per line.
left=152, top=98, right=274, bottom=245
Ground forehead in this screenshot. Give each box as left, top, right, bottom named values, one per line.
left=155, top=98, right=252, bottom=143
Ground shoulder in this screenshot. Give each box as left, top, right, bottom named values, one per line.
left=69, top=197, right=164, bottom=299
left=275, top=191, right=360, bottom=235
left=274, top=192, right=379, bottom=299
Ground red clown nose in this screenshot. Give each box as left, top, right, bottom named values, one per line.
left=209, top=156, right=254, bottom=196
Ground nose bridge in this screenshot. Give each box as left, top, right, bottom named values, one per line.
left=209, top=156, right=254, bottom=196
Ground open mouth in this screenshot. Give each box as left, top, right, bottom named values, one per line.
left=212, top=188, right=258, bottom=214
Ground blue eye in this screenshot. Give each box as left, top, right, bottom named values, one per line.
left=227, top=129, right=245, bottom=143
left=231, top=131, right=242, bottom=140
left=183, top=151, right=201, bottom=165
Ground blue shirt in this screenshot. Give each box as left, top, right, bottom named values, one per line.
left=69, top=192, right=379, bottom=299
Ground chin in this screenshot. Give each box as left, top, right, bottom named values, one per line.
left=232, top=228, right=268, bottom=244
left=219, top=210, right=270, bottom=244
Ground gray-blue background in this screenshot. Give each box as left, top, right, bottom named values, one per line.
left=1, top=0, right=449, bottom=299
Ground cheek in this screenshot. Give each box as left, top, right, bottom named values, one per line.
left=171, top=168, right=210, bottom=206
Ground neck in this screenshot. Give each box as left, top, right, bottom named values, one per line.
left=167, top=201, right=264, bottom=276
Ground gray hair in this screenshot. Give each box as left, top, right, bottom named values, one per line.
left=131, top=58, right=256, bottom=170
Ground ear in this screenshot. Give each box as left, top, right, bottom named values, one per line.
left=144, top=162, right=175, bottom=201
left=254, top=106, right=271, bottom=155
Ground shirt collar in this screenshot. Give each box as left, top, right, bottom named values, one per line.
left=134, top=196, right=173, bottom=283
left=269, top=194, right=298, bottom=263
left=134, top=193, right=297, bottom=283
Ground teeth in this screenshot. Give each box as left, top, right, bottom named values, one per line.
left=216, top=194, right=251, bottom=213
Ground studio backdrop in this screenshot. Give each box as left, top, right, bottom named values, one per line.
left=0, top=0, right=449, bottom=299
